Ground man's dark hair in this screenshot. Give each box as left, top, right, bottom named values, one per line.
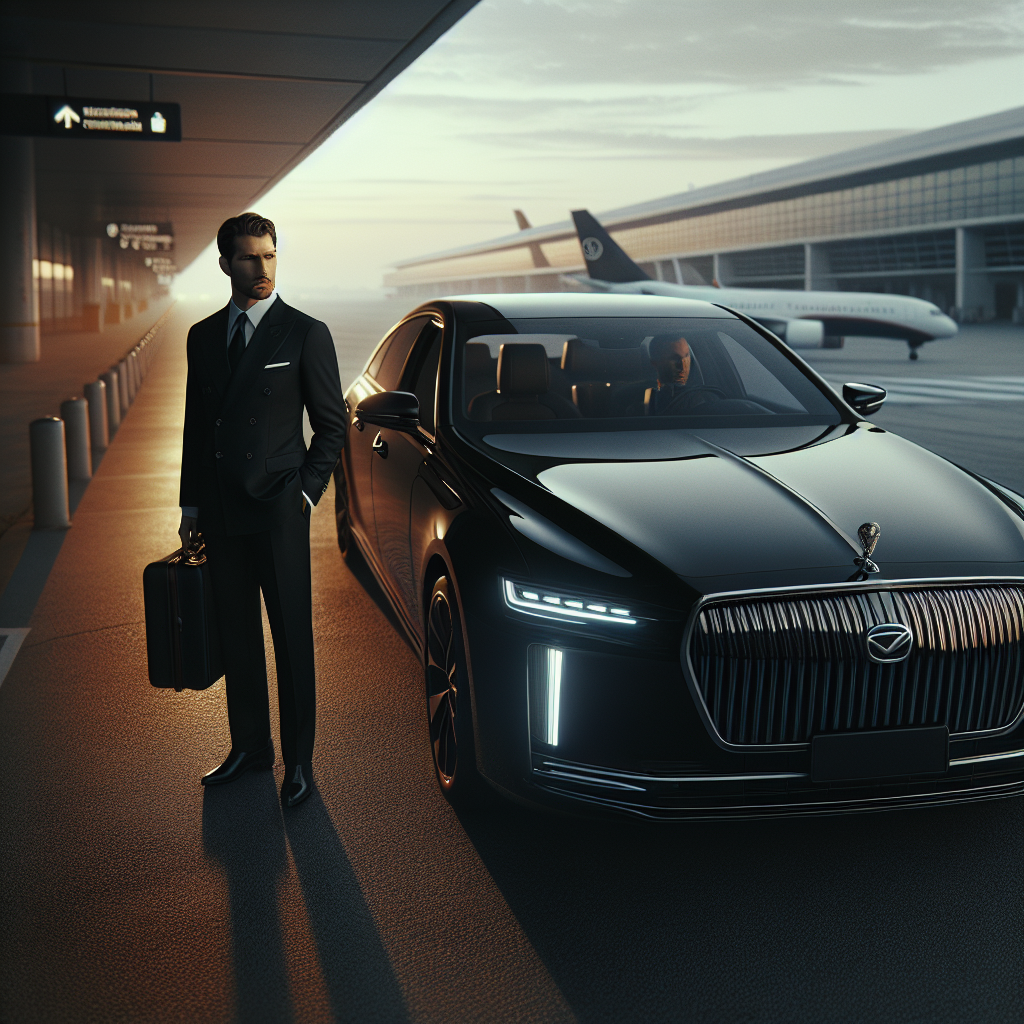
left=649, top=334, right=689, bottom=361
left=217, top=212, right=277, bottom=261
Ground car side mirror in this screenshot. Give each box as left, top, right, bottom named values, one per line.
left=842, top=382, right=887, bottom=416
left=355, top=390, right=420, bottom=431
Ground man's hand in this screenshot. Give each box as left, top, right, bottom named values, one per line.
left=178, top=514, right=199, bottom=551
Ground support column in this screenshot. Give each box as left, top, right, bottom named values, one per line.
left=81, top=237, right=105, bottom=332
left=0, top=137, right=40, bottom=362
left=955, top=227, right=993, bottom=322
left=805, top=243, right=835, bottom=291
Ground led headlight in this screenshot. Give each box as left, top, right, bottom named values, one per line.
left=503, top=579, right=637, bottom=625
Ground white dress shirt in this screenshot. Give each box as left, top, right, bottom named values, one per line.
left=227, top=289, right=278, bottom=346
left=181, top=291, right=312, bottom=521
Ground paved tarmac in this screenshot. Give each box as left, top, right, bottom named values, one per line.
left=803, top=324, right=1024, bottom=494
left=1, top=302, right=1022, bottom=1023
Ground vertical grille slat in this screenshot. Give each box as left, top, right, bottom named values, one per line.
left=689, top=584, right=1024, bottom=745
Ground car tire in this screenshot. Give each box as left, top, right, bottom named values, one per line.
left=425, top=575, right=488, bottom=810
left=333, top=464, right=357, bottom=564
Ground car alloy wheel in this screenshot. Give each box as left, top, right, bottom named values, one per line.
left=333, top=464, right=356, bottom=563
left=425, top=576, right=486, bottom=807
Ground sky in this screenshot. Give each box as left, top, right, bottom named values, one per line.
left=174, top=0, right=1024, bottom=300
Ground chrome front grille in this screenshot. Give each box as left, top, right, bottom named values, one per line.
left=688, top=584, right=1024, bottom=746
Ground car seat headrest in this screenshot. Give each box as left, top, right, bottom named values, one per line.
left=464, top=342, right=495, bottom=378
left=560, top=338, right=650, bottom=380
left=498, top=343, right=550, bottom=396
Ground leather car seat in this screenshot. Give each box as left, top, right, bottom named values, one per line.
left=464, top=342, right=497, bottom=406
left=468, top=343, right=580, bottom=421
left=560, top=338, right=652, bottom=380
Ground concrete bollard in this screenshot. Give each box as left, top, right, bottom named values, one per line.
left=84, top=379, right=108, bottom=454
left=118, top=358, right=132, bottom=409
left=101, top=369, right=120, bottom=434
left=30, top=417, right=71, bottom=529
left=60, top=397, right=92, bottom=481
left=127, top=350, right=139, bottom=400
left=114, top=362, right=127, bottom=417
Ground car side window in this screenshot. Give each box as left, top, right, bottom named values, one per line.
left=367, top=333, right=394, bottom=380
left=717, top=332, right=807, bottom=411
left=371, top=316, right=431, bottom=391
left=403, top=324, right=443, bottom=433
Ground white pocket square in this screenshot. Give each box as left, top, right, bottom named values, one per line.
left=264, top=361, right=290, bottom=369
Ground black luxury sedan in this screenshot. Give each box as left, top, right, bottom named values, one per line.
left=334, top=292, right=1024, bottom=819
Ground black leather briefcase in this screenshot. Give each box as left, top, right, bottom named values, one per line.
left=143, top=541, right=223, bottom=691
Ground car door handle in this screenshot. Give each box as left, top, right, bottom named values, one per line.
left=372, top=432, right=388, bottom=459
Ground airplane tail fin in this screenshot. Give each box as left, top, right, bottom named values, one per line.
left=515, top=209, right=550, bottom=268
left=571, top=209, right=650, bottom=283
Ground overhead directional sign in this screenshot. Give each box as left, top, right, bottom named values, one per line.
left=107, top=222, right=174, bottom=252
left=0, top=94, right=181, bottom=141
left=53, top=104, right=80, bottom=129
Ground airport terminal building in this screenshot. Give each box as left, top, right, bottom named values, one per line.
left=386, top=105, right=1024, bottom=323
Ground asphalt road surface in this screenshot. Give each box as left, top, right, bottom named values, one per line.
left=802, top=323, right=1024, bottom=495
left=1, top=303, right=1021, bottom=1023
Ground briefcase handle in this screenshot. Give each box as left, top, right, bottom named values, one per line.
left=176, top=535, right=208, bottom=566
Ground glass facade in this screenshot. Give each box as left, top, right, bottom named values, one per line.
left=612, top=156, right=1024, bottom=262
left=824, top=231, right=956, bottom=276
left=726, top=245, right=805, bottom=282
left=984, top=222, right=1024, bottom=267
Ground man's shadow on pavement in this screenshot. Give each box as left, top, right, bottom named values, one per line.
left=203, top=773, right=407, bottom=1024
left=203, top=774, right=294, bottom=1024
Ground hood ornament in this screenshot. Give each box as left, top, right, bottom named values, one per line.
left=854, top=522, right=881, bottom=573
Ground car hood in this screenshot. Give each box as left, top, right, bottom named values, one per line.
left=532, top=425, right=1024, bottom=580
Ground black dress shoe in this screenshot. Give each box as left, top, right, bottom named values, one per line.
left=281, top=763, right=313, bottom=807
left=201, top=741, right=275, bottom=786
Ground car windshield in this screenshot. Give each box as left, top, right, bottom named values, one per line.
left=453, top=316, right=841, bottom=434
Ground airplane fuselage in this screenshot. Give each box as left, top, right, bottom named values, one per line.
left=585, top=278, right=959, bottom=347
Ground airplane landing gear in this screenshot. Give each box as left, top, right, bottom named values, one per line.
left=908, top=341, right=923, bottom=361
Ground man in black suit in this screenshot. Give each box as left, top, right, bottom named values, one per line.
left=179, top=212, right=346, bottom=807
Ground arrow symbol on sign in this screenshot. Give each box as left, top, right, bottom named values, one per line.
left=53, top=104, right=81, bottom=129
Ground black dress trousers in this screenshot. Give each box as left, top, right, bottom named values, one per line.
left=204, top=507, right=315, bottom=766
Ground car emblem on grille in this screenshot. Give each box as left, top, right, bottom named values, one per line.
left=854, top=521, right=881, bottom=573
left=865, top=622, right=914, bottom=663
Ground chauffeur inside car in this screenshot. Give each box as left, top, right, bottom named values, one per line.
left=644, top=334, right=697, bottom=414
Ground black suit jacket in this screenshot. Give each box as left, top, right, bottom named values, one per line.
left=180, top=296, right=346, bottom=536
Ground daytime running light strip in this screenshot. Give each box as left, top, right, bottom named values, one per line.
left=503, top=580, right=637, bottom=625
left=545, top=648, right=562, bottom=747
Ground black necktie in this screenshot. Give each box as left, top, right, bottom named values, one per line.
left=228, top=315, right=249, bottom=375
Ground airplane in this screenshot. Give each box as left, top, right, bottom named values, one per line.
left=563, top=209, right=958, bottom=358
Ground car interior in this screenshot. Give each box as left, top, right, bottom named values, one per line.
left=462, top=325, right=811, bottom=422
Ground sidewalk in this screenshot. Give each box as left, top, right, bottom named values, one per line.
left=0, top=301, right=174, bottom=596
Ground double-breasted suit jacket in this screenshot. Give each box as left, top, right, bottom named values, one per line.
left=180, top=296, right=346, bottom=534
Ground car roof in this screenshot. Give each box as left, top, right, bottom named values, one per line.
left=424, top=292, right=738, bottom=320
